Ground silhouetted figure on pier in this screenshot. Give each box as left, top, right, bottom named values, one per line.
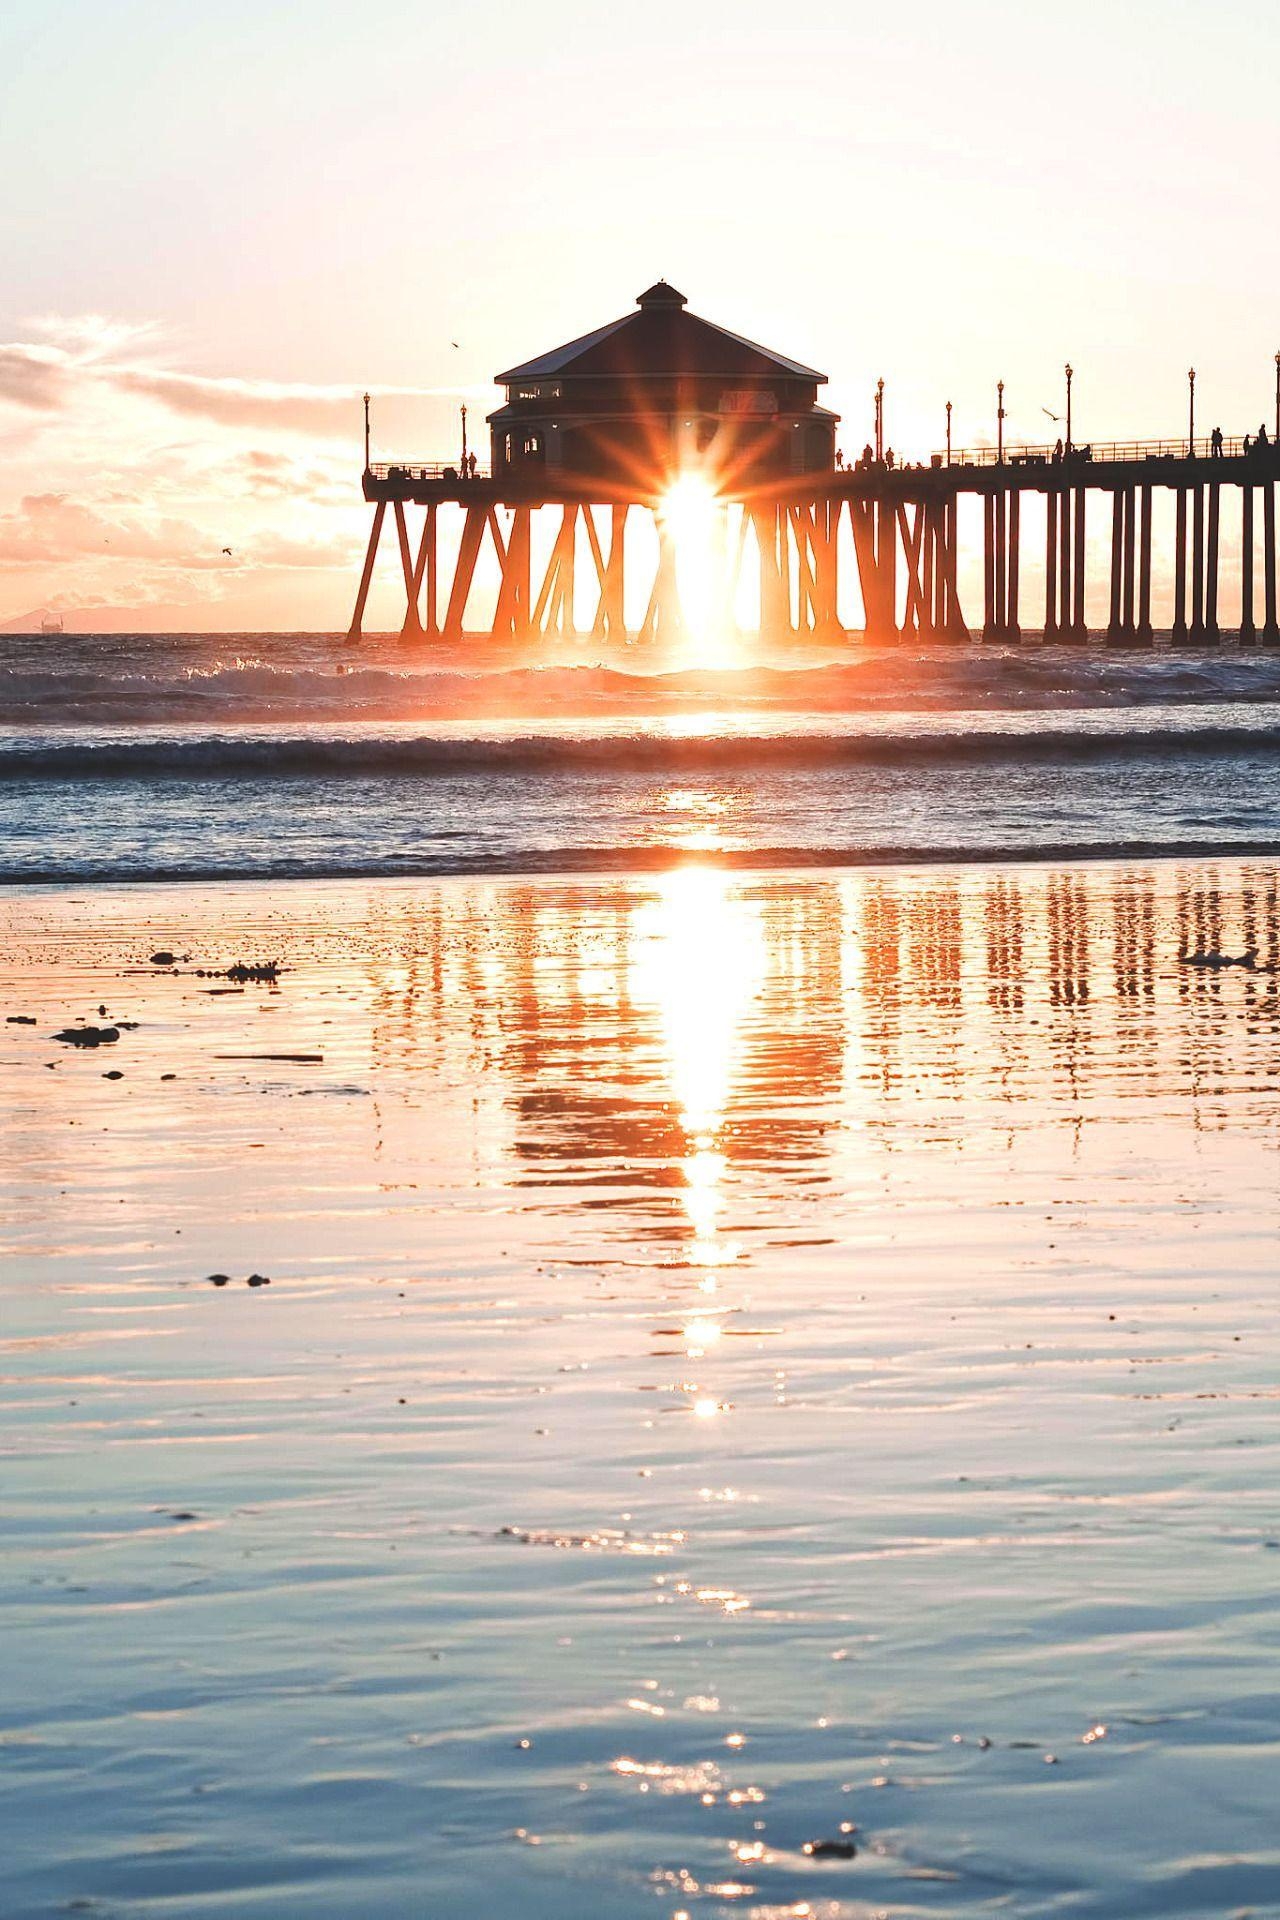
left=1053, top=438, right=1064, bottom=463
left=1211, top=426, right=1224, bottom=457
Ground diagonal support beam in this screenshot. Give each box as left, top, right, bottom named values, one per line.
left=347, top=499, right=387, bottom=640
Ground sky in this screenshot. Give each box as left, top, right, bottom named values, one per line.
left=2, top=0, right=1279, bottom=630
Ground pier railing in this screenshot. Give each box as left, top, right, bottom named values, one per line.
left=938, top=435, right=1265, bottom=468
left=371, top=441, right=1279, bottom=489
left=368, top=460, right=491, bottom=482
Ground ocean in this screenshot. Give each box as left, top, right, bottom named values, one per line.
left=6, top=632, right=1280, bottom=880
left=3, top=633, right=1280, bottom=1918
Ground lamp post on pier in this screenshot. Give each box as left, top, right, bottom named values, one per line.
left=460, top=404, right=469, bottom=473
left=1188, top=368, right=1196, bottom=457
left=363, top=392, right=371, bottom=474
left=1065, top=364, right=1073, bottom=454
left=1274, top=350, right=1279, bottom=445
left=946, top=400, right=952, bottom=466
left=997, top=380, right=1005, bottom=464
left=875, top=378, right=884, bottom=463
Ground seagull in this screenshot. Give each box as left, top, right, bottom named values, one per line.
left=221, top=546, right=233, bottom=556
left=1041, top=407, right=1063, bottom=422
left=451, top=340, right=460, bottom=349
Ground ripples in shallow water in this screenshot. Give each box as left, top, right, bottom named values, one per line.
left=2, top=860, right=1280, bottom=1915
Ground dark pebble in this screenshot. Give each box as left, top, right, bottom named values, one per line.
left=103, top=1070, right=124, bottom=1080
left=6, top=1015, right=37, bottom=1025
left=161, top=1073, right=176, bottom=1081
left=150, top=952, right=176, bottom=967
left=208, top=1274, right=231, bottom=1287
left=54, top=1026, right=120, bottom=1048
left=246, top=1273, right=271, bottom=1287
left=804, top=1839, right=857, bottom=1860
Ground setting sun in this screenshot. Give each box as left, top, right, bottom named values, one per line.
left=659, top=472, right=732, bottom=662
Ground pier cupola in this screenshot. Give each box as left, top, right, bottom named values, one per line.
left=488, top=281, right=837, bottom=494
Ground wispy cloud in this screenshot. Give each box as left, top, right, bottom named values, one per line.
left=0, top=313, right=487, bottom=628
left=0, top=348, right=74, bottom=411
left=0, top=315, right=485, bottom=435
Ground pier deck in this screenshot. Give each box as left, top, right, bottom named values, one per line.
left=350, top=440, right=1280, bottom=645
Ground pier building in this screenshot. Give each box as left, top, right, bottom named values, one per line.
left=486, top=280, right=837, bottom=492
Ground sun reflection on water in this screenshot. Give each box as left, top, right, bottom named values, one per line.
left=632, top=867, right=766, bottom=1265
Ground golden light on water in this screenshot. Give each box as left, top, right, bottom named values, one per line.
left=683, top=1316, right=722, bottom=1351
left=633, top=867, right=766, bottom=1263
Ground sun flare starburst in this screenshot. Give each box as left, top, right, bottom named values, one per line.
left=659, top=473, right=735, bottom=665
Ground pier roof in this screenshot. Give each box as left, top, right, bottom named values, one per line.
left=496, top=282, right=826, bottom=385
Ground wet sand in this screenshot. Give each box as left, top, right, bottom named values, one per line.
left=2, top=860, right=1279, bottom=1917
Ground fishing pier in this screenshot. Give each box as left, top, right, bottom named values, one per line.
left=348, top=285, right=1280, bottom=646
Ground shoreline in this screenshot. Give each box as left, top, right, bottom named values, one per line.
left=7, top=834, right=1280, bottom=889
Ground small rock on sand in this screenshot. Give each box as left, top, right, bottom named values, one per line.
left=246, top=1273, right=271, bottom=1287
left=208, top=1274, right=231, bottom=1287
left=54, top=1026, right=120, bottom=1048
left=6, top=1015, right=37, bottom=1025
left=150, top=951, right=176, bottom=966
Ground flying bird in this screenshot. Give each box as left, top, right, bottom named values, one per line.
left=451, top=340, right=460, bottom=349
left=221, top=546, right=233, bottom=556
left=1041, top=407, right=1063, bottom=422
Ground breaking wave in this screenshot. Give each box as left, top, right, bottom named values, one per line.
left=6, top=638, right=1280, bottom=726
left=4, top=719, right=1280, bottom=781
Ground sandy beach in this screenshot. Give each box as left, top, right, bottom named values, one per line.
left=3, top=856, right=1279, bottom=1917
